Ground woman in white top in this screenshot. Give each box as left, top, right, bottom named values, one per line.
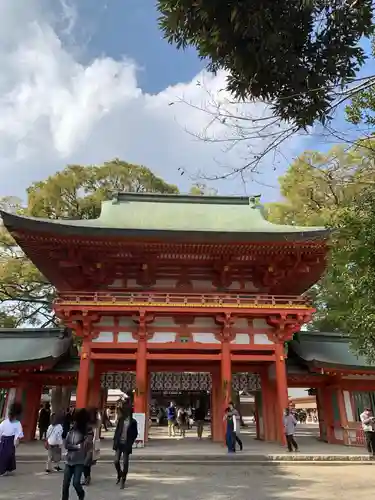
left=0, top=402, right=23, bottom=476
left=45, top=413, right=64, bottom=473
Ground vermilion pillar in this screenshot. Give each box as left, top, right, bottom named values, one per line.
left=260, top=370, right=271, bottom=441
left=15, top=383, right=42, bottom=441
left=88, top=365, right=102, bottom=408
left=211, top=370, right=223, bottom=442
left=275, top=343, right=288, bottom=445
left=76, top=337, right=91, bottom=408
left=322, top=385, right=334, bottom=443
left=221, top=340, right=232, bottom=412
left=134, top=336, right=147, bottom=414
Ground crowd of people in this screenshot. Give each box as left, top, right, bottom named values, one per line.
left=165, top=402, right=206, bottom=439
left=0, top=401, right=138, bottom=499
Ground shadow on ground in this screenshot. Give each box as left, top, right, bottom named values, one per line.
left=1, top=461, right=363, bottom=500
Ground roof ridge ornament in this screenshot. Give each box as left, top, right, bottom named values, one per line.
left=249, top=195, right=261, bottom=209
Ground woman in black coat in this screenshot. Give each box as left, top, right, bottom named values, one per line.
left=113, top=404, right=138, bottom=489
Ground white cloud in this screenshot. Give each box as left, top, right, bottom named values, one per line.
left=0, top=0, right=304, bottom=200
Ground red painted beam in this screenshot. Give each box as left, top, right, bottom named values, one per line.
left=147, top=353, right=221, bottom=361
left=90, top=352, right=137, bottom=360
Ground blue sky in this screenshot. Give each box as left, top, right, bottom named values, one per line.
left=74, top=0, right=204, bottom=93
left=0, top=0, right=373, bottom=205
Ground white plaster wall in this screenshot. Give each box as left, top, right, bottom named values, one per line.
left=155, top=279, right=178, bottom=288
left=227, top=281, right=241, bottom=290
left=193, top=317, right=216, bottom=327
left=97, top=316, right=115, bottom=326
left=148, top=332, right=177, bottom=343
left=233, top=318, right=249, bottom=329
left=93, top=332, right=114, bottom=342
left=192, top=333, right=220, bottom=344
left=190, top=280, right=214, bottom=289
left=119, top=317, right=136, bottom=327
left=153, top=317, right=176, bottom=327
left=231, top=334, right=251, bottom=344
left=126, top=279, right=138, bottom=288
left=253, top=318, right=272, bottom=329
left=108, top=279, right=123, bottom=288
left=254, top=334, right=273, bottom=345
left=242, top=281, right=258, bottom=292
left=118, top=332, right=136, bottom=343
left=343, top=391, right=354, bottom=421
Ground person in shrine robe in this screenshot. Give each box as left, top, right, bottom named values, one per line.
left=0, top=402, right=24, bottom=476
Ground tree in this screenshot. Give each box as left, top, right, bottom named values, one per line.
left=346, top=39, right=375, bottom=127
left=0, top=160, right=179, bottom=327
left=267, top=143, right=375, bottom=358
left=158, top=0, right=374, bottom=128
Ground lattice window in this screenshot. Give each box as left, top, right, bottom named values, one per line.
left=232, top=373, right=261, bottom=392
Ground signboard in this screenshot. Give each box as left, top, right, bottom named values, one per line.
left=133, top=412, right=146, bottom=448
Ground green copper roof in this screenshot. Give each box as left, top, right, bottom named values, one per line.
left=0, top=193, right=330, bottom=242
left=289, top=332, right=375, bottom=371
left=0, top=328, right=72, bottom=366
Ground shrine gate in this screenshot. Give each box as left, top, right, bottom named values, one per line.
left=1, top=193, right=330, bottom=444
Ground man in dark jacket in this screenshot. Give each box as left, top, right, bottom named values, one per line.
left=113, top=404, right=138, bottom=489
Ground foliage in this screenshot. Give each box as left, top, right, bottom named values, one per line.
left=189, top=183, right=217, bottom=196
left=267, top=142, right=375, bottom=359
left=0, top=160, right=179, bottom=327
left=331, top=188, right=375, bottom=360
left=346, top=38, right=375, bottom=127
left=158, top=0, right=373, bottom=128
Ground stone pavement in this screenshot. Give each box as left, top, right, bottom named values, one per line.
left=17, top=424, right=369, bottom=463
left=1, top=462, right=374, bottom=500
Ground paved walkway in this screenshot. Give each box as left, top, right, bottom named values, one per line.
left=17, top=424, right=369, bottom=462
left=1, top=462, right=374, bottom=499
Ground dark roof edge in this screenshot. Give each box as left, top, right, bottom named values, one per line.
left=1, top=211, right=330, bottom=242
left=114, top=193, right=257, bottom=205
left=309, top=359, right=375, bottom=372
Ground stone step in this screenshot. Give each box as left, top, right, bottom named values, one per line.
left=16, top=453, right=374, bottom=464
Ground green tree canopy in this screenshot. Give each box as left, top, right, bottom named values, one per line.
left=267, top=143, right=375, bottom=358
left=346, top=39, right=375, bottom=127
left=0, top=160, right=179, bottom=327
left=158, top=0, right=373, bottom=128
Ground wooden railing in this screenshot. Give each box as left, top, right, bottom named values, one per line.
left=55, top=291, right=310, bottom=309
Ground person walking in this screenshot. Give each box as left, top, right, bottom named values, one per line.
left=229, top=401, right=243, bottom=451
left=82, top=408, right=101, bottom=486
left=113, top=404, right=138, bottom=489
left=38, top=403, right=51, bottom=440
left=177, top=407, right=187, bottom=438
left=0, top=402, right=23, bottom=476
left=62, top=409, right=72, bottom=444
left=360, top=407, right=375, bottom=457
left=224, top=407, right=236, bottom=453
left=283, top=408, right=299, bottom=452
left=61, top=408, right=90, bottom=500
left=194, top=404, right=205, bottom=440
left=45, top=413, right=63, bottom=473
left=167, top=402, right=176, bottom=438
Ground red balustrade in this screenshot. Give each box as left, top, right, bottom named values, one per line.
left=55, top=291, right=310, bottom=308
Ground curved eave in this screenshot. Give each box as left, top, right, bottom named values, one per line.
left=0, top=357, right=57, bottom=369
left=308, top=360, right=375, bottom=374
left=1, top=211, right=331, bottom=244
